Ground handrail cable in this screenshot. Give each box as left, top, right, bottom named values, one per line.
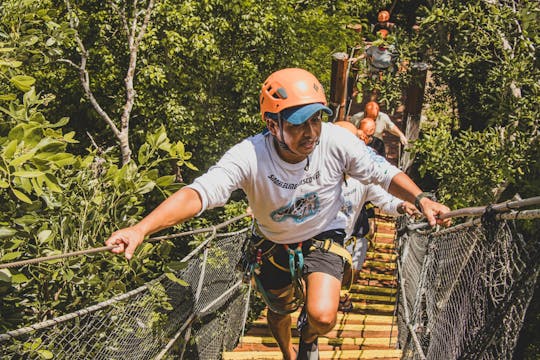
left=405, top=196, right=540, bottom=232
left=439, top=196, right=540, bottom=220
left=0, top=213, right=249, bottom=270
left=0, top=215, right=249, bottom=342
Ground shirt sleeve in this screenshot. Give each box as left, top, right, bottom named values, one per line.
left=329, top=125, right=402, bottom=190
left=364, top=184, right=401, bottom=215
left=380, top=113, right=395, bottom=130
left=187, top=140, right=252, bottom=214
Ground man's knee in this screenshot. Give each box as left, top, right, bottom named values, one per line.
left=307, top=306, right=337, bottom=333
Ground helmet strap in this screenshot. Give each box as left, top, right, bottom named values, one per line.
left=276, top=114, right=291, bottom=152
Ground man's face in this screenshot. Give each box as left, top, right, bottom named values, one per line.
left=267, top=112, right=322, bottom=163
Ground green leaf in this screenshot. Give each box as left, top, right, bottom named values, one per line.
left=9, top=152, right=34, bottom=166
left=10, top=75, right=36, bottom=92
left=184, top=161, right=199, bottom=171
left=43, top=174, right=62, bottom=192
left=0, top=93, right=17, bottom=101
left=0, top=227, right=17, bottom=238
left=164, top=272, right=188, bottom=286
left=156, top=175, right=175, bottom=187
left=136, top=181, right=155, bottom=194
left=11, top=273, right=29, bottom=284
left=37, top=230, right=53, bottom=244
left=0, top=59, right=22, bottom=68
left=12, top=188, right=32, bottom=204
left=12, top=170, right=45, bottom=178
left=49, top=117, right=70, bottom=128
left=0, top=269, right=12, bottom=283
left=3, top=139, right=17, bottom=158
left=1, top=252, right=21, bottom=261
left=37, top=350, right=54, bottom=359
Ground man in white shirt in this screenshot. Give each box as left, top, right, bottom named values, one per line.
left=106, top=68, right=449, bottom=360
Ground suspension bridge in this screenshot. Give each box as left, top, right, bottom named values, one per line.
left=0, top=196, right=538, bottom=359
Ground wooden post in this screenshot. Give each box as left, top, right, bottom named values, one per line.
left=400, top=62, right=428, bottom=173
left=329, top=52, right=349, bottom=122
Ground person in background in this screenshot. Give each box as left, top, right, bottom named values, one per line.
left=358, top=117, right=386, bottom=158
left=350, top=101, right=408, bottom=146
left=106, top=68, right=450, bottom=360
left=365, top=29, right=399, bottom=77
left=334, top=121, right=417, bottom=312
left=372, top=10, right=395, bottom=36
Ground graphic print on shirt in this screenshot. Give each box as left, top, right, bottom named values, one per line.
left=341, top=186, right=356, bottom=218
left=270, top=192, right=320, bottom=223
left=341, top=200, right=353, bottom=218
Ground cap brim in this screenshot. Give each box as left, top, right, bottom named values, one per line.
left=282, top=103, right=333, bottom=125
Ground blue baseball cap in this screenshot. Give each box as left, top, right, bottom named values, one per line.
left=268, top=103, right=333, bottom=125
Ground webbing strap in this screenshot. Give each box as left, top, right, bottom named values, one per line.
left=252, top=265, right=304, bottom=315
left=310, top=239, right=354, bottom=290
left=284, top=243, right=304, bottom=280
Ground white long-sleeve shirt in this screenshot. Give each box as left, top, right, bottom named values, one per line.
left=188, top=122, right=401, bottom=244
left=341, top=177, right=402, bottom=240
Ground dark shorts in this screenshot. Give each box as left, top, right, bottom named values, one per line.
left=252, top=229, right=346, bottom=290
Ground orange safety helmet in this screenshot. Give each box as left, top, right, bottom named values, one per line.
left=377, top=29, right=389, bottom=39
left=334, top=121, right=359, bottom=137
left=260, top=68, right=331, bottom=124
left=378, top=10, right=390, bottom=23
left=365, top=101, right=380, bottom=118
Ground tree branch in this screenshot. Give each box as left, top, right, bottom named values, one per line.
left=64, top=0, right=121, bottom=139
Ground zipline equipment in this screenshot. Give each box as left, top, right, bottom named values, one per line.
left=240, top=222, right=354, bottom=315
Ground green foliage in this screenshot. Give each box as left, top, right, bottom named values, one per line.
left=414, top=124, right=531, bottom=209
left=0, top=8, right=192, bottom=329
left=397, top=0, right=539, bottom=208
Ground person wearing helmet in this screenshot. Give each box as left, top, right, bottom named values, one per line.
left=365, top=30, right=399, bottom=77
left=351, top=101, right=408, bottom=146
left=357, top=117, right=386, bottom=157
left=105, top=68, right=450, bottom=360
left=373, top=10, right=395, bottom=35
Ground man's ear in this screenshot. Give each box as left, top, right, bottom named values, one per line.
left=265, top=117, right=279, bottom=136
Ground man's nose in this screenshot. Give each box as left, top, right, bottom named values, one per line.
left=303, top=121, right=317, bottom=137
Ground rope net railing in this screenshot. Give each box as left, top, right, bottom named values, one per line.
left=0, top=217, right=251, bottom=360
left=395, top=197, right=540, bottom=360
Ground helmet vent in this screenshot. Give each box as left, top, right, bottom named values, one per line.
left=275, top=87, right=288, bottom=99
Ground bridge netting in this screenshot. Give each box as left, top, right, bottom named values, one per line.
left=396, top=209, right=539, bottom=359
left=0, top=228, right=251, bottom=360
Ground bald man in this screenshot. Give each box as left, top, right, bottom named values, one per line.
left=358, top=117, right=386, bottom=157
left=350, top=101, right=408, bottom=146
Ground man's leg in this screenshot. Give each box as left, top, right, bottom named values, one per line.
left=266, top=286, right=297, bottom=360
left=267, top=309, right=295, bottom=360
left=301, top=272, right=342, bottom=343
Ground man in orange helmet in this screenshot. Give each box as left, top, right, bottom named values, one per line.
left=373, top=10, right=395, bottom=35
left=351, top=101, right=408, bottom=146
left=365, top=29, right=398, bottom=76
left=106, top=68, right=449, bottom=360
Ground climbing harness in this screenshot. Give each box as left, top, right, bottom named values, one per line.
left=238, top=222, right=354, bottom=315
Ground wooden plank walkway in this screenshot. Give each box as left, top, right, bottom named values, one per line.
left=223, top=216, right=401, bottom=360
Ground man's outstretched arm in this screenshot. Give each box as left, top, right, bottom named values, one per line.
left=105, top=187, right=203, bottom=259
